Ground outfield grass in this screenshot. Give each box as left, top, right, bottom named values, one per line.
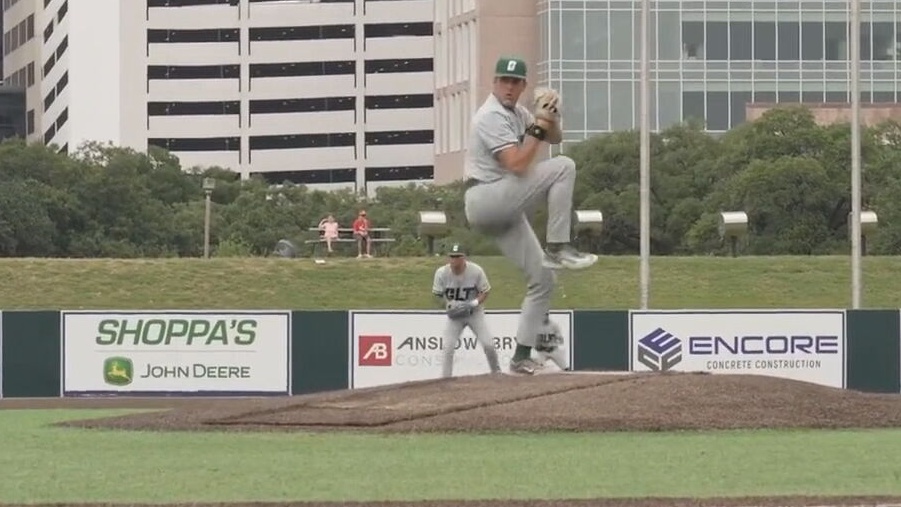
left=1, top=410, right=900, bottom=503
left=2, top=255, right=900, bottom=310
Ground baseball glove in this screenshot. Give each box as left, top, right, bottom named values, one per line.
left=532, top=87, right=561, bottom=124
left=446, top=301, right=475, bottom=320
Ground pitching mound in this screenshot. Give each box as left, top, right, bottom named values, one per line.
left=48, top=371, right=901, bottom=434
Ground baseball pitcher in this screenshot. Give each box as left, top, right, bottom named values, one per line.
left=462, top=55, right=598, bottom=375
left=432, top=243, right=501, bottom=378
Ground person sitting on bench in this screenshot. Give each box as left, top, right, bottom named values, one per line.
left=352, top=209, right=372, bottom=258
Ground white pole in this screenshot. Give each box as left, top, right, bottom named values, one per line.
left=849, top=0, right=862, bottom=308
left=639, top=0, right=651, bottom=309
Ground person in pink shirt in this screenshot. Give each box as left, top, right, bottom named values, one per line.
left=318, top=214, right=340, bottom=254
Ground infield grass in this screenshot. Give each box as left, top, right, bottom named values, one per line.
left=3, top=255, right=901, bottom=310
left=1, top=410, right=900, bottom=503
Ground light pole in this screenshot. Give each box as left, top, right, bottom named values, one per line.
left=203, top=177, right=216, bottom=259
left=849, top=0, right=862, bottom=308
left=638, top=0, right=650, bottom=309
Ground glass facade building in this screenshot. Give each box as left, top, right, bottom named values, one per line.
left=538, top=0, right=901, bottom=143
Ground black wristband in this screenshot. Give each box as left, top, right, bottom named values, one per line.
left=525, top=123, right=547, bottom=141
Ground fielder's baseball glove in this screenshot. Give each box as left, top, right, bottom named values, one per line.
left=533, top=87, right=561, bottom=124
left=446, top=301, right=475, bottom=320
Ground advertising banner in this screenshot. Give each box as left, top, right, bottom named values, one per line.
left=630, top=310, right=846, bottom=388
left=62, top=311, right=291, bottom=396
left=349, top=310, right=573, bottom=389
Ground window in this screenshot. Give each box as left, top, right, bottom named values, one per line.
left=43, top=21, right=53, bottom=43
left=249, top=133, right=355, bottom=150
left=147, top=0, right=237, bottom=7
left=26, top=109, right=34, bottom=134
left=249, top=97, right=355, bottom=114
left=561, top=10, right=584, bottom=60
left=57, top=0, right=67, bottom=20
left=706, top=22, right=728, bottom=60
left=249, top=25, right=353, bottom=41
left=364, top=94, right=431, bottom=109
left=824, top=22, right=847, bottom=60
left=611, top=11, right=632, bottom=59
left=250, top=61, right=354, bottom=78
left=364, top=22, right=432, bottom=38
left=777, top=22, right=800, bottom=60
left=56, top=35, right=68, bottom=59
left=26, top=14, right=34, bottom=40
left=364, top=130, right=433, bottom=145
left=730, top=91, right=752, bottom=127
left=801, top=22, right=823, bottom=60
left=148, top=137, right=241, bottom=151
left=43, top=124, right=55, bottom=144
left=730, top=22, right=752, bottom=59
left=682, top=21, right=704, bottom=59
left=706, top=92, right=729, bottom=131
left=610, top=82, right=632, bottom=130
left=682, top=91, right=705, bottom=124
left=147, top=101, right=240, bottom=115
left=147, top=28, right=239, bottom=43
left=754, top=22, right=776, bottom=60
left=55, top=70, right=67, bottom=93
left=147, top=64, right=240, bottom=79
left=364, top=58, right=432, bottom=74
left=43, top=53, right=55, bottom=77
left=251, top=168, right=356, bottom=185
left=44, top=88, right=56, bottom=111
left=365, top=166, right=433, bottom=182
left=55, top=107, right=68, bottom=129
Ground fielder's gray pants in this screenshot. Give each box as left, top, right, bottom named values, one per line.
left=463, top=155, right=577, bottom=347
left=441, top=309, right=500, bottom=378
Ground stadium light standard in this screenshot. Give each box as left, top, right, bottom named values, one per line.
left=203, top=178, right=216, bottom=259
left=850, top=0, right=862, bottom=308
left=638, top=0, right=651, bottom=309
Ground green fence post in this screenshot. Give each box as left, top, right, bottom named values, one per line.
left=2, top=311, right=61, bottom=398
left=846, top=309, right=901, bottom=393
left=572, top=310, right=629, bottom=371
left=291, top=310, right=349, bottom=395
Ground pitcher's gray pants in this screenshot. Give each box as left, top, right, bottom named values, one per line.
left=463, top=155, right=577, bottom=347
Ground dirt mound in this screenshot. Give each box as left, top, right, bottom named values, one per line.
left=52, top=371, right=901, bottom=434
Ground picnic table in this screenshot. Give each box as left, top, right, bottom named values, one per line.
left=304, top=226, right=395, bottom=257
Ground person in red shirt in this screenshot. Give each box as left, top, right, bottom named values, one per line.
left=352, top=210, right=372, bottom=258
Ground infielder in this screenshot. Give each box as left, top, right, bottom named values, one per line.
left=462, top=55, right=598, bottom=375
left=534, top=312, right=570, bottom=371
left=432, top=243, right=501, bottom=378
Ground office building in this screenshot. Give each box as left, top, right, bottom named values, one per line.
left=433, top=0, right=539, bottom=184
left=434, top=0, right=901, bottom=181
left=539, top=0, right=901, bottom=146
left=2, top=0, right=436, bottom=196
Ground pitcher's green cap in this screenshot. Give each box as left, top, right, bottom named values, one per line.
left=495, top=56, right=527, bottom=79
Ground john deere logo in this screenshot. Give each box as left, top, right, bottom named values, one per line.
left=103, top=357, right=133, bottom=386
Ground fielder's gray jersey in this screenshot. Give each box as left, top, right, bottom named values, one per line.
left=464, top=94, right=535, bottom=183
left=432, top=262, right=491, bottom=303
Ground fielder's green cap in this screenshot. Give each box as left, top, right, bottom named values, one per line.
left=448, top=243, right=467, bottom=257
left=495, top=56, right=527, bottom=79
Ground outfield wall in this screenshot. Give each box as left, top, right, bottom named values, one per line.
left=0, top=309, right=899, bottom=398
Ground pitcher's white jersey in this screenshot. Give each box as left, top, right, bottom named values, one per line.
left=432, top=261, right=491, bottom=303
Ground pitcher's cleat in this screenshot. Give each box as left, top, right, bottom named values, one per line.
left=509, top=358, right=539, bottom=375
left=542, top=244, right=598, bottom=270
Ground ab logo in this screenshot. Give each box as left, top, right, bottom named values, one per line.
left=359, top=335, right=392, bottom=366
